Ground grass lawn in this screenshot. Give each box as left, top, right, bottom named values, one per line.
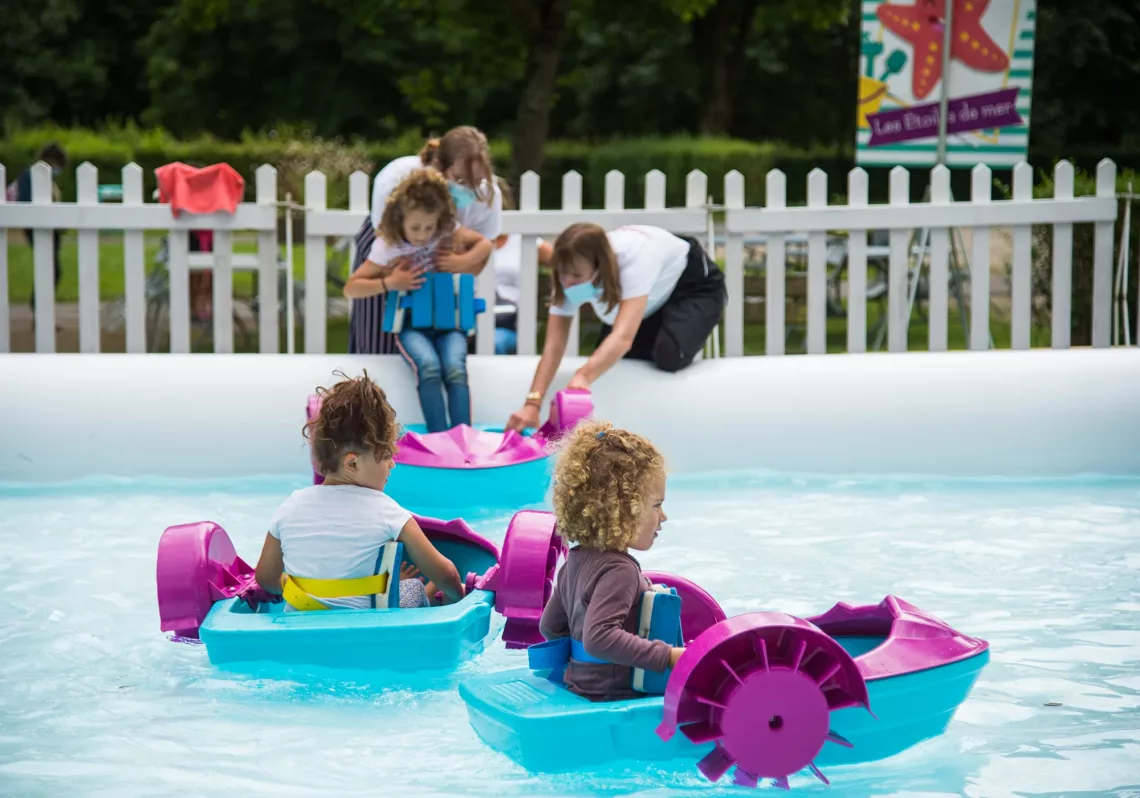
left=6, top=231, right=1042, bottom=354
left=5, top=231, right=348, bottom=303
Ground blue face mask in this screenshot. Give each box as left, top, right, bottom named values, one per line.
left=449, top=182, right=477, bottom=210
left=563, top=279, right=601, bottom=308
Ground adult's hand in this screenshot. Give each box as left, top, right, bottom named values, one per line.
left=386, top=263, right=426, bottom=292
left=506, top=403, right=541, bottom=433
left=435, top=249, right=472, bottom=272
left=566, top=370, right=592, bottom=391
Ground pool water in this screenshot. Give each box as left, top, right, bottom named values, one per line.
left=1, top=472, right=1138, bottom=797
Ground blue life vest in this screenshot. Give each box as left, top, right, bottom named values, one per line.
left=382, top=273, right=487, bottom=334
left=527, top=585, right=683, bottom=695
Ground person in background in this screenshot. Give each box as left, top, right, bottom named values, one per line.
left=344, top=169, right=491, bottom=432
left=491, top=176, right=522, bottom=355
left=506, top=224, right=726, bottom=432
left=10, top=142, right=68, bottom=309
left=347, top=126, right=503, bottom=356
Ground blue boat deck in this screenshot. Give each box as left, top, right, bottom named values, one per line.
left=458, top=635, right=991, bottom=775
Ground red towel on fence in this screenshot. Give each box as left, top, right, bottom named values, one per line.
left=155, top=162, right=246, bottom=217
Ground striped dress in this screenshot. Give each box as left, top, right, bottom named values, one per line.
left=348, top=216, right=395, bottom=354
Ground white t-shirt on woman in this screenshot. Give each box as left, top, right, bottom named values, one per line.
left=369, top=155, right=503, bottom=240
left=268, top=484, right=412, bottom=610
left=549, top=225, right=690, bottom=326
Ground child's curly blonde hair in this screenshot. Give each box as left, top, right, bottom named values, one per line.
left=377, top=168, right=457, bottom=247
left=551, top=420, right=665, bottom=551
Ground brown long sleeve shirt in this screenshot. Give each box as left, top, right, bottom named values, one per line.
left=538, top=546, right=673, bottom=701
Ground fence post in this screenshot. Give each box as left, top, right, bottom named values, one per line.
left=561, top=170, right=583, bottom=356
left=256, top=165, right=279, bottom=353
left=1050, top=161, right=1074, bottom=350
left=685, top=169, right=715, bottom=356
left=723, top=171, right=745, bottom=357
left=765, top=169, right=787, bottom=356
left=475, top=193, right=497, bottom=356
left=645, top=169, right=666, bottom=211
left=887, top=166, right=910, bottom=353
left=928, top=164, right=951, bottom=352
left=167, top=219, right=191, bottom=355
left=605, top=170, right=625, bottom=213
left=1092, top=159, right=1117, bottom=348
left=603, top=170, right=625, bottom=348
left=122, top=164, right=146, bottom=353
left=686, top=170, right=709, bottom=244
left=211, top=228, right=234, bottom=354
left=969, top=164, right=992, bottom=351
left=76, top=162, right=101, bottom=353
left=304, top=170, right=328, bottom=355
left=31, top=163, right=56, bottom=353
left=846, top=168, right=869, bottom=354
left=0, top=165, right=9, bottom=353
left=806, top=168, right=828, bottom=354
left=517, top=171, right=540, bottom=356
left=1010, top=162, right=1033, bottom=350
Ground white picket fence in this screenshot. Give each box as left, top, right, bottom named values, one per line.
left=0, top=159, right=1125, bottom=356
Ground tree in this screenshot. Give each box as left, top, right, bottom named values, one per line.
left=0, top=0, right=88, bottom=131
left=1030, top=1, right=1140, bottom=155
left=691, top=0, right=850, bottom=135
left=511, top=0, right=576, bottom=179
left=691, top=0, right=762, bottom=134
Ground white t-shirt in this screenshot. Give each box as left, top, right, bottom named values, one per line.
left=369, top=155, right=503, bottom=240
left=549, top=226, right=690, bottom=326
left=268, top=484, right=412, bottom=610
left=494, top=234, right=521, bottom=305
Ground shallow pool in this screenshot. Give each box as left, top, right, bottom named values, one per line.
left=1, top=472, right=1138, bottom=798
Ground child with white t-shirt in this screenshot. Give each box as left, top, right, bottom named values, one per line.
left=345, top=169, right=492, bottom=433
left=254, top=370, right=466, bottom=611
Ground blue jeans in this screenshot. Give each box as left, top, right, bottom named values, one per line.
left=398, top=328, right=471, bottom=432
left=495, top=327, right=517, bottom=355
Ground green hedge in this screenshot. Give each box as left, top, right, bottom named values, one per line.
left=2, top=125, right=1137, bottom=212
left=0, top=126, right=850, bottom=209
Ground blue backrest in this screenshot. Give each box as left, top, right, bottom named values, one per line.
left=381, top=274, right=486, bottom=334
left=632, top=586, right=683, bottom=693
left=527, top=584, right=683, bottom=694
left=372, top=540, right=404, bottom=609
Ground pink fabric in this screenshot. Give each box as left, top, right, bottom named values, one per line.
left=155, top=162, right=246, bottom=217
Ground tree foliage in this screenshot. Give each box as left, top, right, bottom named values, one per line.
left=0, top=0, right=1134, bottom=169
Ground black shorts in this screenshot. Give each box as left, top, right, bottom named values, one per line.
left=597, top=237, right=726, bottom=372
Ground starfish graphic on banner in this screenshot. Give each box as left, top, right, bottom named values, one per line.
left=877, top=0, right=1010, bottom=99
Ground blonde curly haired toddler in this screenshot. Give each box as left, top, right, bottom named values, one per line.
left=538, top=420, right=684, bottom=701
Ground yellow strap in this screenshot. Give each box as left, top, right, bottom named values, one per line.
left=282, top=572, right=391, bottom=612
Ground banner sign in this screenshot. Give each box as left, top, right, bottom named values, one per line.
left=855, top=0, right=1037, bottom=168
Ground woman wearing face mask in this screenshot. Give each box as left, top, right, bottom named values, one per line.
left=505, top=224, right=726, bottom=433
left=348, top=126, right=503, bottom=355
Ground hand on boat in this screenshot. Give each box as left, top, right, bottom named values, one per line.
left=566, top=370, right=592, bottom=391
left=668, top=647, right=685, bottom=669
left=400, top=562, right=425, bottom=583
left=239, top=584, right=282, bottom=610
left=506, top=403, right=540, bottom=433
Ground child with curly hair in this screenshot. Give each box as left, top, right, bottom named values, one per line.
left=538, top=420, right=684, bottom=701
left=345, top=169, right=492, bottom=432
left=254, top=370, right=465, bottom=611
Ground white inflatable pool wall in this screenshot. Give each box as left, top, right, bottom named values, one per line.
left=1, top=350, right=1138, bottom=482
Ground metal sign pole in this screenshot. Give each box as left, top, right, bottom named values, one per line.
left=935, top=0, right=955, bottom=167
